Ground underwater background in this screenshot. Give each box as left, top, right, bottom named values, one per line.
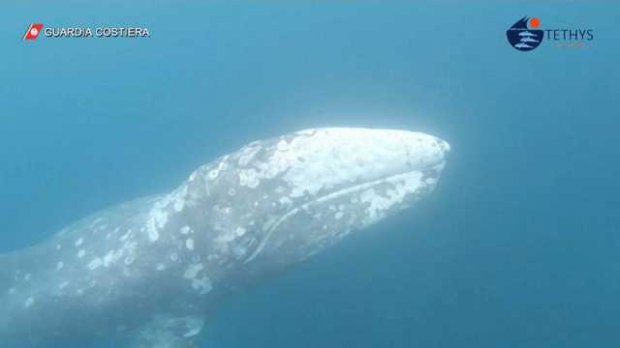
left=1, top=2, right=619, bottom=347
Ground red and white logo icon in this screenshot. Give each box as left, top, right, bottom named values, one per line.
left=24, top=24, right=44, bottom=40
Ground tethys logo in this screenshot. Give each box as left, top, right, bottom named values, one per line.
left=506, top=17, right=543, bottom=51
left=506, top=17, right=594, bottom=52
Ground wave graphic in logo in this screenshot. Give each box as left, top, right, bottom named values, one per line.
left=506, top=17, right=543, bottom=52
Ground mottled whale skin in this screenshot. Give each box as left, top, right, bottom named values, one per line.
left=0, top=128, right=450, bottom=347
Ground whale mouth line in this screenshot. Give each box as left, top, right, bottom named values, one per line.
left=242, top=164, right=442, bottom=264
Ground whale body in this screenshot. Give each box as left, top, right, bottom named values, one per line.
left=0, top=127, right=450, bottom=347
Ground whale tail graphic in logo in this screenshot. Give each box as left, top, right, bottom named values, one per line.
left=506, top=17, right=543, bottom=52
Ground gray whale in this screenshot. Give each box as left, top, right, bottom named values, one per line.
left=0, top=127, right=450, bottom=347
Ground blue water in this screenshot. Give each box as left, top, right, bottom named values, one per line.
left=1, top=3, right=619, bottom=347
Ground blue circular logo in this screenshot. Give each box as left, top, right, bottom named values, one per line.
left=507, top=17, right=544, bottom=52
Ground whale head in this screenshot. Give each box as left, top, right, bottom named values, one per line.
left=178, top=128, right=450, bottom=279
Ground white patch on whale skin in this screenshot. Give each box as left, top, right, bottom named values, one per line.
left=119, top=230, right=132, bottom=242
left=146, top=212, right=164, bottom=242
left=75, top=238, right=84, bottom=247
left=24, top=297, right=35, bottom=308
left=183, top=264, right=204, bottom=279
left=279, top=196, right=293, bottom=206
left=103, top=249, right=124, bottom=267
left=56, top=262, right=64, bottom=270
left=145, top=185, right=192, bottom=242
left=191, top=277, right=213, bottom=295
left=173, top=199, right=185, bottom=212
left=124, top=256, right=135, bottom=265
left=87, top=258, right=103, bottom=271
left=237, top=144, right=261, bottom=167
left=358, top=171, right=426, bottom=226
left=183, top=263, right=213, bottom=295
left=185, top=238, right=195, bottom=251
left=77, top=250, right=86, bottom=258
left=235, top=227, right=246, bottom=237
left=184, top=325, right=203, bottom=338
left=239, top=168, right=260, bottom=188
left=215, top=227, right=242, bottom=244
